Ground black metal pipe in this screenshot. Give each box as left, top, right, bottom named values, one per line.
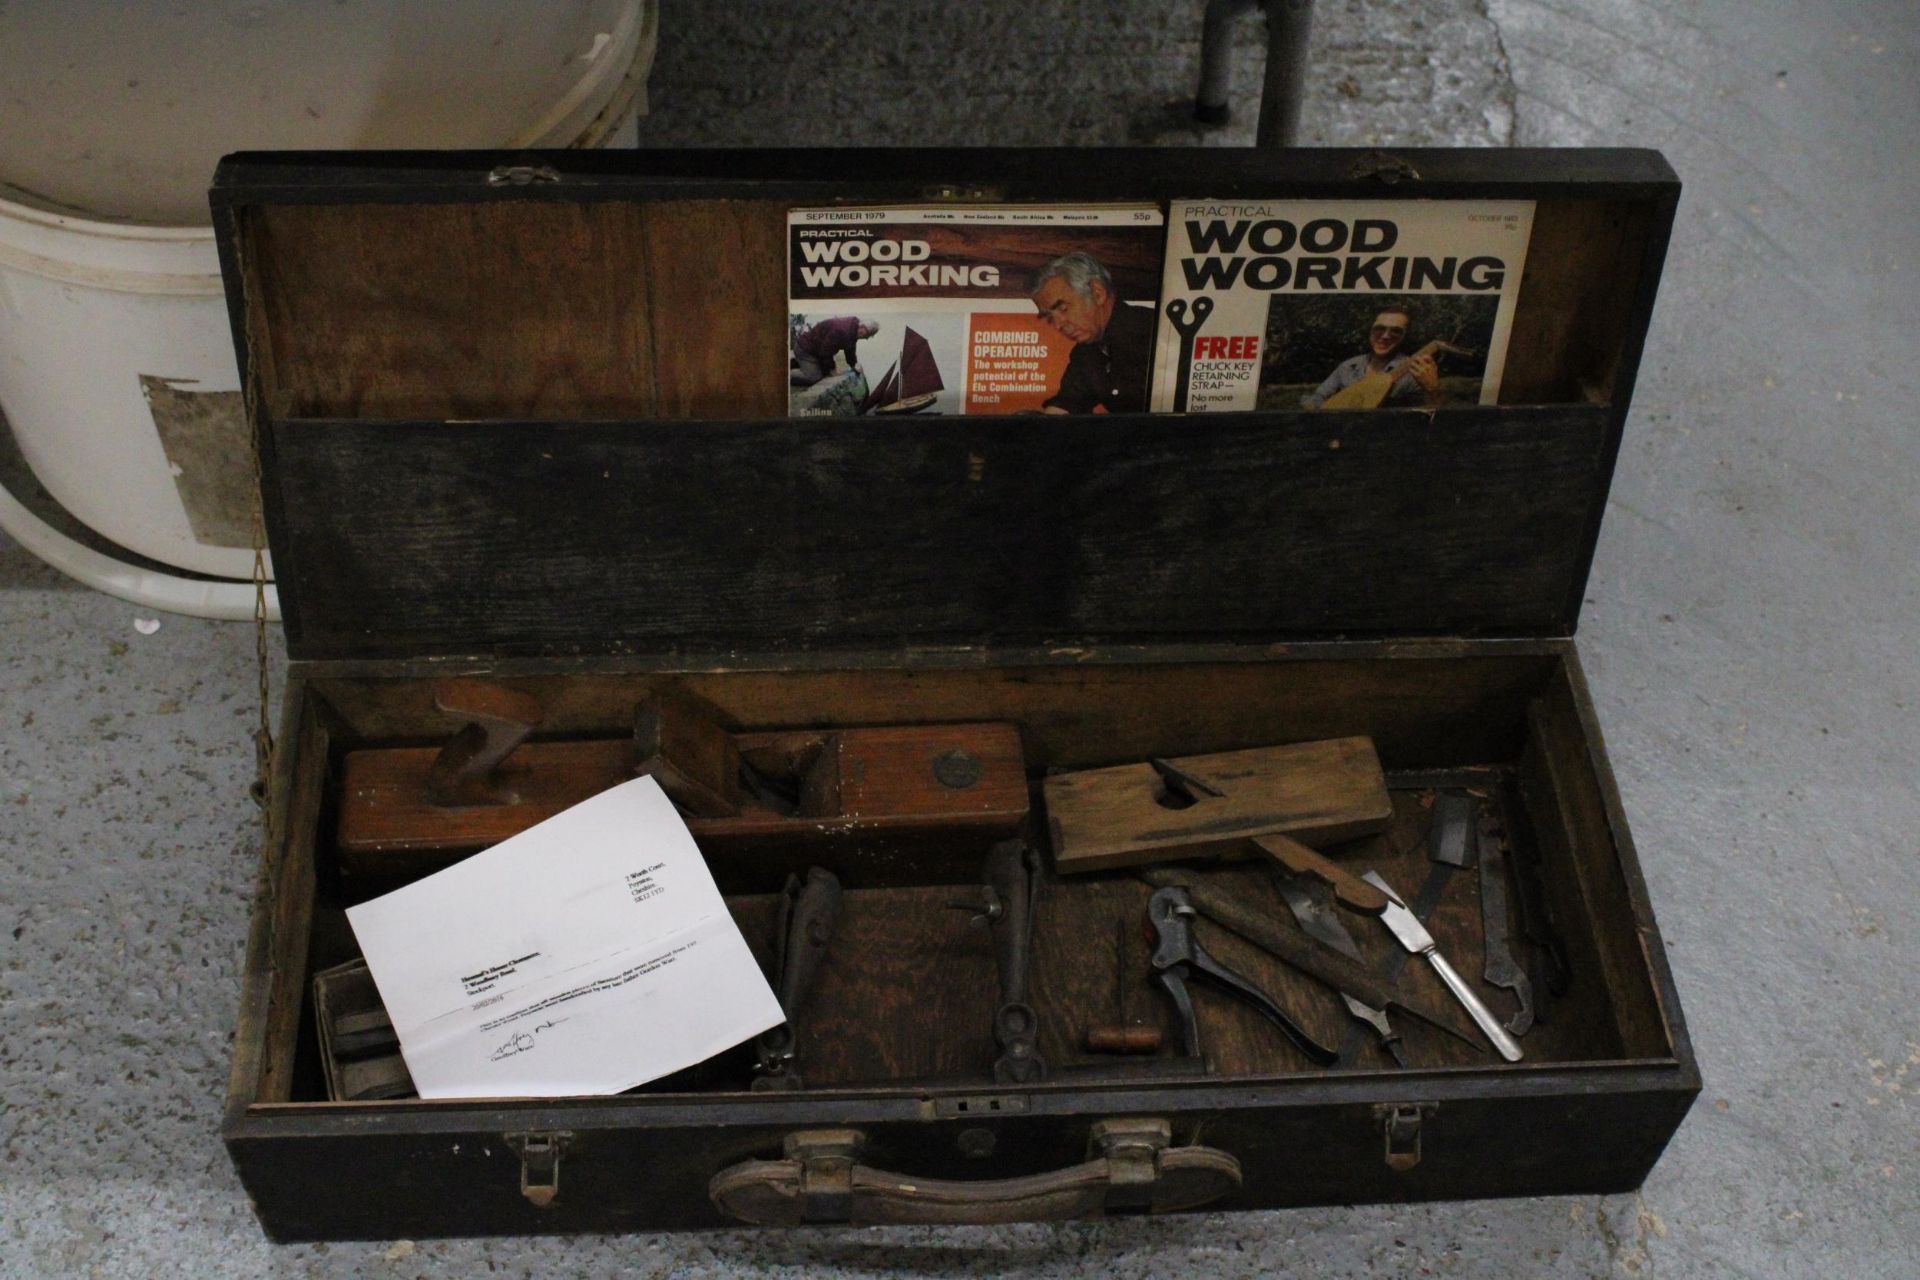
left=1195, top=0, right=1260, bottom=125
left=1257, top=0, right=1316, bottom=147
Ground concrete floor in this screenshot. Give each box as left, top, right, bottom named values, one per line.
left=2, top=0, right=1916, bottom=1275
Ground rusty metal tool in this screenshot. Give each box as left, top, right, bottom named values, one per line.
left=951, top=841, right=1048, bottom=1084
left=1507, top=813, right=1572, bottom=1007
left=987, top=841, right=1045, bottom=1084
left=1476, top=806, right=1535, bottom=1037
left=1274, top=874, right=1407, bottom=1066
left=1147, top=885, right=1338, bottom=1067
left=752, top=867, right=843, bottom=1091
left=1136, top=868, right=1483, bottom=1048
left=1362, top=870, right=1522, bottom=1063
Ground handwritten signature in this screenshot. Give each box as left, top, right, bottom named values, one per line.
left=488, top=1018, right=569, bottom=1061
left=489, top=1032, right=536, bottom=1061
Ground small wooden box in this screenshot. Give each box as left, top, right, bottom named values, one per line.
left=214, top=147, right=1696, bottom=1241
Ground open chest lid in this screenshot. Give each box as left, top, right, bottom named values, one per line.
left=211, top=147, right=1678, bottom=664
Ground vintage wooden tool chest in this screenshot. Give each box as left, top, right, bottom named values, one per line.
left=212, top=146, right=1697, bottom=1241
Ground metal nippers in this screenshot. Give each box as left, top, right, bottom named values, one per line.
left=1147, top=885, right=1338, bottom=1067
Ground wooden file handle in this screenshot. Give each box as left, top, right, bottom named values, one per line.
left=1252, top=832, right=1388, bottom=915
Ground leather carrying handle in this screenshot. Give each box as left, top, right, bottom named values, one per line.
left=709, top=1119, right=1240, bottom=1227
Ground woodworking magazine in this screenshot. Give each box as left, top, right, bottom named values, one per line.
left=787, top=206, right=1164, bottom=417
left=1149, top=199, right=1536, bottom=413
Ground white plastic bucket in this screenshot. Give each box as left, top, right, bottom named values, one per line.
left=0, top=1, right=656, bottom=591
left=0, top=0, right=658, bottom=227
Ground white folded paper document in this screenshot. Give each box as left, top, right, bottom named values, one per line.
left=346, top=775, right=783, bottom=1099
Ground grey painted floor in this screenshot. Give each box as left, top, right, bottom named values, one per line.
left=2, top=0, right=1915, bottom=1275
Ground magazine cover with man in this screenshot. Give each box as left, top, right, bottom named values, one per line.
left=1149, top=199, right=1535, bottom=413
left=787, top=205, right=1164, bottom=417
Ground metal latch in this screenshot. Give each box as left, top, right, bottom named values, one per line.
left=506, top=1131, right=574, bottom=1208
left=1090, top=1117, right=1173, bottom=1212
left=783, top=1129, right=863, bottom=1224
left=1347, top=151, right=1422, bottom=185
left=1375, top=1103, right=1435, bottom=1172
left=931, top=1093, right=1029, bottom=1119
left=487, top=163, right=562, bottom=187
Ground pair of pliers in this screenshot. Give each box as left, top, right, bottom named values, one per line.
left=1147, top=886, right=1338, bottom=1067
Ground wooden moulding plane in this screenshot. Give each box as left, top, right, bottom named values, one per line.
left=334, top=681, right=1029, bottom=879
left=1042, top=737, right=1395, bottom=913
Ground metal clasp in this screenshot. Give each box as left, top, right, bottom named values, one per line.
left=1347, top=151, right=1421, bottom=185
left=487, top=163, right=562, bottom=188
left=1090, top=1117, right=1173, bottom=1212
left=506, top=1130, right=573, bottom=1208
left=1375, top=1103, right=1435, bottom=1172
left=783, top=1129, right=863, bottom=1224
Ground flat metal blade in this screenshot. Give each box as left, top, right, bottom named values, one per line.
left=1428, top=792, right=1476, bottom=868
left=1276, top=875, right=1401, bottom=1051
left=1361, top=870, right=1435, bottom=953
left=1275, top=874, right=1364, bottom=961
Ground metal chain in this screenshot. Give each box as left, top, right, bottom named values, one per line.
left=232, top=252, right=281, bottom=977
left=250, top=537, right=273, bottom=809
left=245, top=349, right=275, bottom=813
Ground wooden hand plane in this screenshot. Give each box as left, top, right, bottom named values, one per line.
left=1042, top=737, right=1393, bottom=912
left=335, top=681, right=1029, bottom=880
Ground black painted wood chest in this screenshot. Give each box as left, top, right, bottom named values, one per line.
left=212, top=147, right=1697, bottom=1241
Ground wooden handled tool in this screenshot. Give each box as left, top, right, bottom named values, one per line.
left=424, top=678, right=542, bottom=807
left=1251, top=832, right=1387, bottom=915
left=632, top=685, right=744, bottom=818
left=1084, top=1025, right=1164, bottom=1054
left=336, top=680, right=1030, bottom=878
left=1044, top=737, right=1393, bottom=878
left=1082, top=915, right=1163, bottom=1055
left=1135, top=868, right=1484, bottom=1050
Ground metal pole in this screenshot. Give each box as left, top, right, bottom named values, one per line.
left=1195, top=0, right=1260, bottom=125
left=1256, top=0, right=1315, bottom=147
